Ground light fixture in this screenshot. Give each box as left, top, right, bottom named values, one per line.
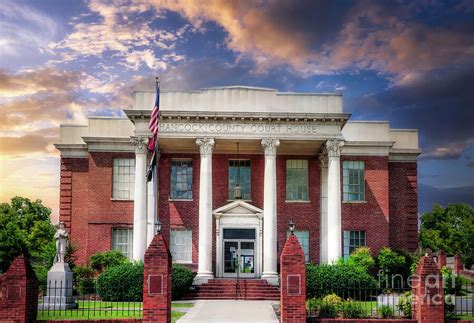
left=288, top=220, right=295, bottom=235
left=234, top=142, right=242, bottom=200
left=155, top=219, right=162, bottom=235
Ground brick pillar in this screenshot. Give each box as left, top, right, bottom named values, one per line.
left=0, top=254, right=38, bottom=322
left=59, top=158, right=73, bottom=229
left=454, top=253, right=463, bottom=275
left=437, top=250, right=446, bottom=270
left=143, top=233, right=172, bottom=323
left=280, top=234, right=306, bottom=323
left=412, top=251, right=444, bottom=323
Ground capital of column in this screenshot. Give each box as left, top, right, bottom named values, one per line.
left=261, top=139, right=280, bottom=156
left=196, top=137, right=215, bottom=156
left=319, top=149, right=329, bottom=168
left=131, top=136, right=148, bottom=154
left=325, top=139, right=344, bottom=158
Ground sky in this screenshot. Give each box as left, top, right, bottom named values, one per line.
left=0, top=0, right=473, bottom=221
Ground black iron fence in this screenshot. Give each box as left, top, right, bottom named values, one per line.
left=37, top=281, right=142, bottom=320
left=445, top=279, right=474, bottom=319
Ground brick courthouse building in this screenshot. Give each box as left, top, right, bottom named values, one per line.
left=55, top=86, right=419, bottom=285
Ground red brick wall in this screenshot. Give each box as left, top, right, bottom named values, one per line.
left=388, top=162, right=418, bottom=251
left=280, top=234, right=307, bottom=322
left=0, top=254, right=38, bottom=322
left=143, top=234, right=172, bottom=322
left=65, top=152, right=418, bottom=267
left=412, top=255, right=444, bottom=322
left=276, top=156, right=321, bottom=264
left=61, top=153, right=135, bottom=265
left=341, top=156, right=390, bottom=255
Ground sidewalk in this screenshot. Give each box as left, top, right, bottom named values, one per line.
left=177, top=300, right=279, bottom=323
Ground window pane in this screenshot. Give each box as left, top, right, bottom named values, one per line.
left=228, top=160, right=251, bottom=200
left=286, top=160, right=309, bottom=201
left=112, top=159, right=135, bottom=199
left=171, top=160, right=193, bottom=199
left=343, top=161, right=365, bottom=201
left=170, top=229, right=192, bottom=263
left=343, top=230, right=366, bottom=258
left=112, top=228, right=133, bottom=259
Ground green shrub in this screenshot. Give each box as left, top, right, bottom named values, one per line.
left=306, top=298, right=320, bottom=312
left=90, top=250, right=128, bottom=273
left=397, top=291, right=412, bottom=318
left=96, top=262, right=143, bottom=301
left=338, top=300, right=365, bottom=318
left=306, top=263, right=377, bottom=299
left=322, top=293, right=342, bottom=307
left=348, top=247, right=375, bottom=271
left=74, top=265, right=96, bottom=295
left=377, top=248, right=408, bottom=289
left=379, top=305, right=394, bottom=318
left=441, top=267, right=463, bottom=296
left=171, top=264, right=194, bottom=300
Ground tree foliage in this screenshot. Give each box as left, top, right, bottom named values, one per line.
left=420, top=203, right=474, bottom=268
left=0, top=197, right=55, bottom=274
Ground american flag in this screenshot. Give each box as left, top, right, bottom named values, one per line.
left=148, top=77, right=160, bottom=151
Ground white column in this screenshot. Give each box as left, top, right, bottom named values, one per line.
left=319, top=153, right=329, bottom=264
left=131, top=136, right=148, bottom=261
left=146, top=152, right=160, bottom=247
left=261, top=138, right=280, bottom=285
left=194, top=137, right=215, bottom=285
left=325, top=139, right=344, bottom=263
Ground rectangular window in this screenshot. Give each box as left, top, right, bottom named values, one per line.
left=287, top=230, right=310, bottom=263
left=171, top=159, right=193, bottom=199
left=343, top=230, right=366, bottom=258
left=112, top=228, right=133, bottom=259
left=343, top=161, right=365, bottom=201
left=112, top=158, right=135, bottom=199
left=286, top=160, right=309, bottom=201
left=228, top=160, right=251, bottom=200
left=170, top=229, right=192, bottom=263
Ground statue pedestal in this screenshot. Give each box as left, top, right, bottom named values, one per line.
left=40, top=262, right=77, bottom=310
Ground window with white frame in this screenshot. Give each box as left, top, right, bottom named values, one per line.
left=343, top=230, right=366, bottom=258
left=228, top=160, right=251, bottom=200
left=170, top=159, right=193, bottom=199
left=112, top=158, right=135, bottom=199
left=286, top=160, right=309, bottom=201
left=112, top=228, right=133, bottom=259
left=343, top=161, right=365, bottom=202
left=170, top=229, right=192, bottom=263
left=287, top=230, right=310, bottom=263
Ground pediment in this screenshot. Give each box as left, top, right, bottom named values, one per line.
left=213, top=200, right=263, bottom=216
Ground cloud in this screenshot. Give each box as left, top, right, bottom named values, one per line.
left=419, top=184, right=474, bottom=213
left=0, top=1, right=57, bottom=62
left=348, top=65, right=474, bottom=160
left=0, top=128, right=59, bottom=158
left=0, top=68, right=82, bottom=97
left=146, top=0, right=474, bottom=78
left=467, top=162, right=474, bottom=168
left=50, top=0, right=187, bottom=71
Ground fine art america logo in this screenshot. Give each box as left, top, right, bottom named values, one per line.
left=158, top=122, right=320, bottom=134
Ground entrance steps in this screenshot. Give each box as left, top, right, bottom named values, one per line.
left=182, top=279, right=280, bottom=300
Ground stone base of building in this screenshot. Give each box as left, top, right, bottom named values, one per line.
left=193, top=273, right=214, bottom=285
left=39, top=296, right=78, bottom=310
left=261, top=273, right=279, bottom=286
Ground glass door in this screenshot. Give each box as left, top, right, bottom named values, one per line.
left=222, top=239, right=255, bottom=278
left=224, top=241, right=239, bottom=275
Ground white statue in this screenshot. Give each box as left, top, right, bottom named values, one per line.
left=54, top=222, right=69, bottom=263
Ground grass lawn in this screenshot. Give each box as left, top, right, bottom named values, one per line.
left=37, top=301, right=194, bottom=321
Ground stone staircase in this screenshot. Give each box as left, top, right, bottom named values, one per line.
left=182, top=279, right=280, bottom=300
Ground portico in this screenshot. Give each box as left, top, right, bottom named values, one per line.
left=127, top=94, right=348, bottom=284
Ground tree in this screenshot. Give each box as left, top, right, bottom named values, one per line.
left=419, top=203, right=474, bottom=268
left=0, top=197, right=56, bottom=276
